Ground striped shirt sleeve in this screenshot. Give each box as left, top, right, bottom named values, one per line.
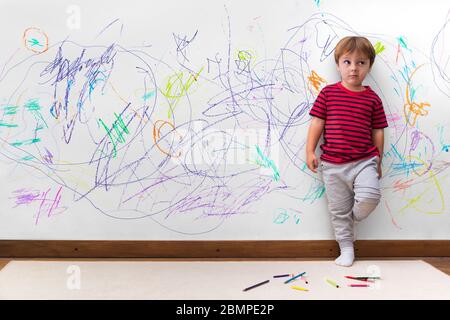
left=372, top=97, right=388, bottom=129
left=309, top=88, right=327, bottom=120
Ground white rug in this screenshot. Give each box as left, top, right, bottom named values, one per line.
left=0, top=260, right=449, bottom=300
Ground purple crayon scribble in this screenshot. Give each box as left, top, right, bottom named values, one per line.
left=11, top=187, right=67, bottom=225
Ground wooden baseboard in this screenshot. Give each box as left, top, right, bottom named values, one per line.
left=0, top=240, right=448, bottom=258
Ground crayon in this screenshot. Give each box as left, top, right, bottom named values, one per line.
left=348, top=284, right=370, bottom=287
left=284, top=272, right=306, bottom=284
left=344, top=276, right=374, bottom=283
left=291, top=286, right=309, bottom=291
left=325, top=278, right=339, bottom=288
left=345, top=276, right=380, bottom=280
left=273, top=274, right=293, bottom=278
left=243, top=279, right=270, bottom=292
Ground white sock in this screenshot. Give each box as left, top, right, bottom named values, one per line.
left=335, top=245, right=354, bottom=267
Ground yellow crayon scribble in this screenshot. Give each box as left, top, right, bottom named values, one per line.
left=161, top=67, right=204, bottom=118
left=399, top=156, right=445, bottom=215
left=374, top=41, right=385, bottom=55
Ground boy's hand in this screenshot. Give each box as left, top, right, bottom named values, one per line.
left=376, top=157, right=382, bottom=179
left=306, top=152, right=319, bottom=173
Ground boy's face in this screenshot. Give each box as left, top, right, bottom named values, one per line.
left=336, top=50, right=371, bottom=90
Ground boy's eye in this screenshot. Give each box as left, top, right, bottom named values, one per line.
left=359, top=61, right=365, bottom=65
left=343, top=60, right=350, bottom=64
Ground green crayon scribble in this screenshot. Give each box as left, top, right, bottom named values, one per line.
left=24, top=99, right=48, bottom=129
left=0, top=105, right=19, bottom=128
left=10, top=138, right=41, bottom=147
left=142, top=91, right=155, bottom=101
left=28, top=38, right=43, bottom=47
left=255, top=145, right=280, bottom=181
left=273, top=208, right=289, bottom=224
left=0, top=122, right=18, bottom=127
left=437, top=125, right=450, bottom=152
left=98, top=112, right=130, bottom=158
left=397, top=36, right=410, bottom=51
left=2, top=105, right=19, bottom=115
left=299, top=184, right=326, bottom=204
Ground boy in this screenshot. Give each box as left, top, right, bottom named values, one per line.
left=306, top=36, right=388, bottom=267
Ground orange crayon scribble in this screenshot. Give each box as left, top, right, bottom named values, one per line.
left=403, top=64, right=430, bottom=126
left=403, top=100, right=430, bottom=127
left=153, top=120, right=182, bottom=158
left=307, top=71, right=327, bottom=95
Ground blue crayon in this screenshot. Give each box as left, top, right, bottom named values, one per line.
left=284, top=272, right=306, bottom=284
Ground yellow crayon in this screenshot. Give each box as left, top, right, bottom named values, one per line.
left=291, top=286, right=309, bottom=291
left=326, top=278, right=339, bottom=288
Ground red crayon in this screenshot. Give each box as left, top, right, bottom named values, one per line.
left=348, top=284, right=370, bottom=287
left=345, top=276, right=374, bottom=283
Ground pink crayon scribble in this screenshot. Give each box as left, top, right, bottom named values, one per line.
left=11, top=187, right=67, bottom=225
left=386, top=113, right=404, bottom=136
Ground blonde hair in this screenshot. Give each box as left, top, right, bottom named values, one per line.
left=334, top=36, right=376, bottom=67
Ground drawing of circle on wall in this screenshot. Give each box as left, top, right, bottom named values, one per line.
left=23, top=27, right=49, bottom=53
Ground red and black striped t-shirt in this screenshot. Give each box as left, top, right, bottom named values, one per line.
left=309, top=82, right=388, bottom=164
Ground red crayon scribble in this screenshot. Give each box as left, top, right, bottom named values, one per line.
left=393, top=179, right=414, bottom=192
left=395, top=43, right=401, bottom=64
left=385, top=200, right=402, bottom=230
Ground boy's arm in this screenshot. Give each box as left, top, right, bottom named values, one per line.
left=306, top=116, right=325, bottom=172
left=372, top=128, right=384, bottom=160
left=307, top=117, right=325, bottom=153
left=372, top=128, right=384, bottom=177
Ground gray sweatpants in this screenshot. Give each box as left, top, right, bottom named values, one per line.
left=321, top=156, right=381, bottom=248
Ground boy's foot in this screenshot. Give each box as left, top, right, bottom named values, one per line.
left=335, top=247, right=354, bottom=267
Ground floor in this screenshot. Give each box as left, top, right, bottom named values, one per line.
left=1, top=258, right=449, bottom=300
left=1, top=257, right=449, bottom=274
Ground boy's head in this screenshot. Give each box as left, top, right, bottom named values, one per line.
left=334, top=36, right=376, bottom=90
left=334, top=36, right=376, bottom=67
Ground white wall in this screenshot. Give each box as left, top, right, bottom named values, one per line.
left=0, top=0, right=448, bottom=239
